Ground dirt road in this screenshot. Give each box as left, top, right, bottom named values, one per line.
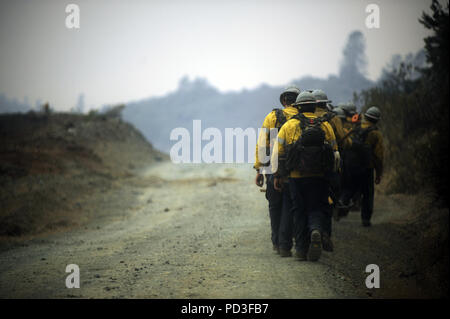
left=0, top=162, right=428, bottom=298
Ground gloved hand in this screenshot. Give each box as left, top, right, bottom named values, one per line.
left=375, top=175, right=382, bottom=185
left=274, top=177, right=284, bottom=191
left=334, top=151, right=341, bottom=172
left=255, top=172, right=264, bottom=187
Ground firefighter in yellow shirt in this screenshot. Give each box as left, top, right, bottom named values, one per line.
left=311, top=89, right=350, bottom=252
left=338, top=101, right=363, bottom=215
left=341, top=102, right=358, bottom=133
left=313, top=90, right=350, bottom=150
left=272, top=91, right=338, bottom=262
left=331, top=106, right=348, bottom=148
left=339, top=106, right=384, bottom=227
left=254, top=86, right=300, bottom=256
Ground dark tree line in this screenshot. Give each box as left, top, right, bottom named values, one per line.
left=355, top=0, right=449, bottom=203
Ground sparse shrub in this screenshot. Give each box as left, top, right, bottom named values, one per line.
left=40, top=102, right=52, bottom=115
left=354, top=0, right=448, bottom=203
left=87, top=109, right=99, bottom=119
left=103, top=104, right=125, bottom=119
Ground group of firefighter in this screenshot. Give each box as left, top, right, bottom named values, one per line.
left=254, top=86, right=384, bottom=262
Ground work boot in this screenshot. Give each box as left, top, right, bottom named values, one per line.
left=294, top=250, right=307, bottom=261
left=322, top=233, right=334, bottom=252
left=279, top=248, right=292, bottom=257
left=273, top=245, right=280, bottom=254
left=307, top=230, right=322, bottom=262
left=362, top=220, right=371, bottom=227
left=336, top=200, right=351, bottom=220
left=350, top=198, right=361, bottom=212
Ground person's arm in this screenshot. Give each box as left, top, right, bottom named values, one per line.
left=323, top=122, right=338, bottom=151
left=254, top=125, right=267, bottom=187
left=332, top=117, right=351, bottom=149
left=373, top=131, right=384, bottom=184
left=254, top=115, right=270, bottom=170
left=271, top=125, right=287, bottom=191
left=254, top=113, right=274, bottom=186
left=323, top=122, right=341, bottom=172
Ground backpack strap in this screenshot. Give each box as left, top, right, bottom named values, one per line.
left=272, top=108, right=287, bottom=128
left=293, top=113, right=306, bottom=130
left=338, top=123, right=360, bottom=143
left=349, top=124, right=377, bottom=142
left=320, top=111, right=336, bottom=123
left=359, top=125, right=377, bottom=141
left=294, top=113, right=322, bottom=131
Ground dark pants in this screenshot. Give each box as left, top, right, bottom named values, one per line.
left=340, top=169, right=375, bottom=221
left=289, top=177, right=330, bottom=253
left=265, top=175, right=293, bottom=249
left=278, top=183, right=293, bottom=250
left=325, top=171, right=340, bottom=236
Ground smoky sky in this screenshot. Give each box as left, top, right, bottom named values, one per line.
left=0, top=0, right=433, bottom=110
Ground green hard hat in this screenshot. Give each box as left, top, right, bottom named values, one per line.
left=341, top=102, right=357, bottom=115
left=294, top=91, right=316, bottom=105
left=332, top=107, right=346, bottom=119
left=365, top=106, right=381, bottom=121
left=312, top=89, right=331, bottom=103
left=279, top=85, right=300, bottom=105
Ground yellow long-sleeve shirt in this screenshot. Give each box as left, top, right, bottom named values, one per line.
left=342, top=116, right=355, bottom=133
left=271, top=112, right=338, bottom=178
left=315, top=107, right=351, bottom=150
left=361, top=119, right=384, bottom=177
left=254, top=106, right=299, bottom=170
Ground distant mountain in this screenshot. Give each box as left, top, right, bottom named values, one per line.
left=0, top=94, right=32, bottom=114
left=122, top=31, right=375, bottom=153
left=0, top=30, right=427, bottom=157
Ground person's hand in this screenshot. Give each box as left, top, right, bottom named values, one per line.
left=375, top=175, right=382, bottom=185
left=334, top=151, right=341, bottom=172
left=274, top=177, right=283, bottom=191
left=255, top=173, right=264, bottom=187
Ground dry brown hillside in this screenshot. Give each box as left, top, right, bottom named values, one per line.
left=0, top=110, right=166, bottom=240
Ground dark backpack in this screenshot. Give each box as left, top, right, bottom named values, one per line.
left=260, top=109, right=288, bottom=168
left=320, top=111, right=336, bottom=123
left=273, top=108, right=288, bottom=129
left=343, top=124, right=377, bottom=173
left=285, top=114, right=335, bottom=175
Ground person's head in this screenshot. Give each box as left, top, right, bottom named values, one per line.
left=312, top=89, right=331, bottom=110
left=332, top=107, right=346, bottom=120
left=364, top=106, right=381, bottom=123
left=279, top=86, right=301, bottom=107
left=294, top=91, right=317, bottom=113
left=341, top=102, right=357, bottom=117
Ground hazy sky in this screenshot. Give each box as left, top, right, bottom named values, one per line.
left=0, top=0, right=433, bottom=111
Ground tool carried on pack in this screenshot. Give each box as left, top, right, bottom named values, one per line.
left=285, top=114, right=335, bottom=175
left=343, top=124, right=377, bottom=173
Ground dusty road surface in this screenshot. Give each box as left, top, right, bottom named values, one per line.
left=0, top=162, right=430, bottom=298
